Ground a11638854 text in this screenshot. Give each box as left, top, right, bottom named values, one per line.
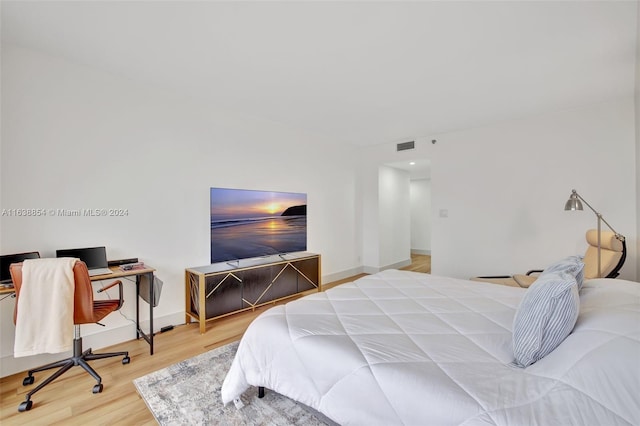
left=1, top=208, right=129, bottom=217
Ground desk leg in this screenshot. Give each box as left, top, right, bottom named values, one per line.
left=136, top=278, right=140, bottom=340
left=135, top=272, right=155, bottom=355
left=148, top=271, right=154, bottom=355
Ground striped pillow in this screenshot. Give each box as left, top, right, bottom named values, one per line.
left=512, top=271, right=580, bottom=368
left=542, top=255, right=585, bottom=289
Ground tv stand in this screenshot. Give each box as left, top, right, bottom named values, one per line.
left=185, top=252, right=321, bottom=333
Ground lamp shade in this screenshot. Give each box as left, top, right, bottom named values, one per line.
left=564, top=191, right=583, bottom=211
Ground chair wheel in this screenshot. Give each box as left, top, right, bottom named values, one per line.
left=22, top=376, right=34, bottom=386
left=18, top=400, right=32, bottom=412
left=93, top=384, right=103, bottom=394
left=122, top=356, right=130, bottom=365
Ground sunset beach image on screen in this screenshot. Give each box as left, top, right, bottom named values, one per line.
left=210, top=187, right=307, bottom=263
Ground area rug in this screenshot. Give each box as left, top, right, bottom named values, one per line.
left=133, top=341, right=334, bottom=426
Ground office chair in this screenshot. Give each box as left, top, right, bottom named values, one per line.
left=10, top=260, right=131, bottom=412
left=471, top=229, right=627, bottom=288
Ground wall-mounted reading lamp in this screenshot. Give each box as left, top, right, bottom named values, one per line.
left=564, top=189, right=625, bottom=278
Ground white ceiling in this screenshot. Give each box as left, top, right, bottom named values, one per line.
left=1, top=1, right=637, bottom=147
left=386, top=158, right=431, bottom=180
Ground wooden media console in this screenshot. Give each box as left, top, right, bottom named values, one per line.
left=185, top=252, right=321, bottom=333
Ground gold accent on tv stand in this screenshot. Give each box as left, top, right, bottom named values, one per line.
left=185, top=252, right=321, bottom=334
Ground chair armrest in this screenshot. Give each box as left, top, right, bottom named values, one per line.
left=513, top=274, right=538, bottom=288
left=97, top=280, right=124, bottom=310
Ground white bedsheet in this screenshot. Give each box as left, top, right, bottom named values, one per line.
left=221, top=269, right=640, bottom=425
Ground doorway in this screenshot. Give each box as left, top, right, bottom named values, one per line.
left=384, top=158, right=431, bottom=273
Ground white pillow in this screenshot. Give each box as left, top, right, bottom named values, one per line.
left=512, top=271, right=580, bottom=367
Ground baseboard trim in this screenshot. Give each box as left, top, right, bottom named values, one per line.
left=322, top=267, right=364, bottom=285
left=1, top=311, right=185, bottom=378
left=411, top=249, right=431, bottom=255
left=362, top=265, right=381, bottom=274
left=362, top=258, right=412, bottom=275
left=383, top=258, right=412, bottom=270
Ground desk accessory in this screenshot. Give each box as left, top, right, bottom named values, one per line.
left=119, top=262, right=145, bottom=271
left=108, top=258, right=139, bottom=267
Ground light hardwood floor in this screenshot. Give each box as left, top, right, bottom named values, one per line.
left=401, top=253, right=431, bottom=274
left=0, top=256, right=430, bottom=425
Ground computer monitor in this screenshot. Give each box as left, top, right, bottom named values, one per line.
left=56, top=246, right=112, bottom=276
left=0, top=251, right=40, bottom=284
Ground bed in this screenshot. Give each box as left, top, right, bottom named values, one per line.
left=221, top=269, right=640, bottom=425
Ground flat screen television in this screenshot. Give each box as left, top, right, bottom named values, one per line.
left=210, top=187, right=307, bottom=264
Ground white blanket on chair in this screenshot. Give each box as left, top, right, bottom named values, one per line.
left=14, top=258, right=77, bottom=357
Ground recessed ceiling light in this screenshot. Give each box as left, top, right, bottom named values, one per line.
left=409, top=162, right=416, bottom=166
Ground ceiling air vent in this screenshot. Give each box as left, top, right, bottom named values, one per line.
left=396, top=141, right=415, bottom=151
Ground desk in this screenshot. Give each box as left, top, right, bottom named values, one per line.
left=0, top=286, right=15, bottom=296
left=91, top=266, right=157, bottom=355
left=1, top=265, right=157, bottom=355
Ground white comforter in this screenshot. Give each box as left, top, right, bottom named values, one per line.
left=221, top=269, right=640, bottom=425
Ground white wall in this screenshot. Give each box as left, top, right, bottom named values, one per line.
left=410, top=178, right=431, bottom=254
left=430, top=98, right=637, bottom=280
left=0, top=46, right=361, bottom=376
left=635, top=0, right=640, bottom=282
left=358, top=99, right=637, bottom=282
left=378, top=166, right=411, bottom=270
left=358, top=162, right=379, bottom=272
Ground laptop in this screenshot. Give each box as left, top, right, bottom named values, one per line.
left=56, top=246, right=113, bottom=277
left=0, top=251, right=41, bottom=286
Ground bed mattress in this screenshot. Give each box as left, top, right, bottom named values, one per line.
left=221, top=269, right=640, bottom=425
